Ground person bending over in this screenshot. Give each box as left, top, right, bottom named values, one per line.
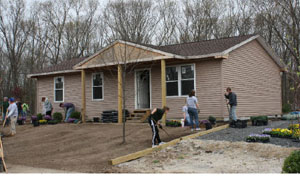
left=148, top=106, right=170, bottom=148
left=59, top=103, right=75, bottom=122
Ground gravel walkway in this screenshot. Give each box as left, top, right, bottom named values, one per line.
left=199, top=120, right=300, bottom=148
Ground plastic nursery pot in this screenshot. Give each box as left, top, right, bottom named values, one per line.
left=93, top=117, right=100, bottom=122
left=32, top=120, right=40, bottom=127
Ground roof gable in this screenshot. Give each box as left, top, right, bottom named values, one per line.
left=74, top=40, right=169, bottom=69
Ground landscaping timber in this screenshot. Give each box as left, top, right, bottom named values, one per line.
left=109, top=124, right=229, bottom=165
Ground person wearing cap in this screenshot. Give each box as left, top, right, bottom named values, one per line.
left=5, top=98, right=18, bottom=136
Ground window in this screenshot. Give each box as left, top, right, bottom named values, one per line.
left=166, top=64, right=195, bottom=96
left=54, top=77, right=64, bottom=102
left=92, top=73, right=104, bottom=100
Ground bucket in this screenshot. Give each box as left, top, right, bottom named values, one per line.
left=181, top=119, right=185, bottom=127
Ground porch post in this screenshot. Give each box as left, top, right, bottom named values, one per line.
left=81, top=69, right=86, bottom=123
left=118, top=65, right=123, bottom=124
left=161, top=59, right=166, bottom=125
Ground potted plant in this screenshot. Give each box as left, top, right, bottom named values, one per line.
left=208, top=116, right=216, bottom=125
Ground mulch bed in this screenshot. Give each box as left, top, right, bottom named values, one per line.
left=199, top=120, right=300, bottom=148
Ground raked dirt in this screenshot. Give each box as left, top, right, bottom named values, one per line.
left=2, top=123, right=193, bottom=173
left=115, top=139, right=300, bottom=173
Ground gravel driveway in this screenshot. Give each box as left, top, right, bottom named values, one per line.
left=199, top=120, right=300, bottom=148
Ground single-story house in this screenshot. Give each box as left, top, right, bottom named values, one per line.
left=28, top=34, right=285, bottom=123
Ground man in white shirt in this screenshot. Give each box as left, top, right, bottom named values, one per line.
left=5, top=98, right=18, bottom=136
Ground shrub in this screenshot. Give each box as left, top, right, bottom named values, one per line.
left=251, top=116, right=268, bottom=126
left=53, top=112, right=63, bottom=122
left=70, top=111, right=81, bottom=120
left=37, top=113, right=43, bottom=120
left=208, top=116, right=216, bottom=125
left=166, top=120, right=181, bottom=127
left=282, top=150, right=300, bottom=173
left=282, top=103, right=292, bottom=114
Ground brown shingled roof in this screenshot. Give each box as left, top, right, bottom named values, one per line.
left=145, top=34, right=256, bottom=56
left=30, top=35, right=261, bottom=76
left=32, top=57, right=87, bottom=74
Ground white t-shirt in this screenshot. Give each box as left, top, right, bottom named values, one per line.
left=186, top=96, right=198, bottom=109
left=182, top=106, right=190, bottom=118
left=7, top=103, right=18, bottom=117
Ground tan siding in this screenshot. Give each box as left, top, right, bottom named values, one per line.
left=36, top=73, right=82, bottom=116
left=84, top=70, right=136, bottom=120
left=223, top=40, right=282, bottom=117
left=36, top=60, right=223, bottom=120
left=151, top=60, right=222, bottom=119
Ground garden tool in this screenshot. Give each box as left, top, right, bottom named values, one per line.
left=0, top=110, right=8, bottom=137
left=159, top=125, right=172, bottom=138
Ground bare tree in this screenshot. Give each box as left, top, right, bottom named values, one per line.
left=103, top=0, right=159, bottom=44
left=0, top=0, right=32, bottom=92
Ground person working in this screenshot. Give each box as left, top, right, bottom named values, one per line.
left=59, top=103, right=75, bottom=122
left=42, top=97, right=53, bottom=116
left=187, top=90, right=200, bottom=131
left=16, top=98, right=23, bottom=119
left=182, top=105, right=191, bottom=126
left=5, top=98, right=18, bottom=136
left=225, top=87, right=238, bottom=122
left=148, top=106, right=170, bottom=148
left=1, top=97, right=9, bottom=126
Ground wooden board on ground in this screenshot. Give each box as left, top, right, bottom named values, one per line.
left=109, top=124, right=229, bottom=165
left=0, top=138, right=8, bottom=172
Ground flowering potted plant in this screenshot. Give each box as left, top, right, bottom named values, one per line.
left=246, top=134, right=270, bottom=143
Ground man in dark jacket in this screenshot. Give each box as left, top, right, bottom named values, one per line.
left=148, top=106, right=170, bottom=148
left=59, top=103, right=75, bottom=122
left=225, top=87, right=238, bottom=121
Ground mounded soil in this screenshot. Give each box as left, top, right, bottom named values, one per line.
left=116, top=139, right=299, bottom=173
left=2, top=123, right=193, bottom=173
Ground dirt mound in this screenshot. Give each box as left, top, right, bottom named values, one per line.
left=117, top=139, right=299, bottom=173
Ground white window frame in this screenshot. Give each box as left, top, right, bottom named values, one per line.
left=166, top=63, right=196, bottom=98
left=54, top=76, right=64, bottom=103
left=92, top=72, right=104, bottom=101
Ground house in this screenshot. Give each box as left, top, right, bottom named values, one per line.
left=28, top=35, right=285, bottom=123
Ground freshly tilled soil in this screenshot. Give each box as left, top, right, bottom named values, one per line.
left=2, top=123, right=193, bottom=173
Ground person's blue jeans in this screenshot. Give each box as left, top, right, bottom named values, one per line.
left=65, top=107, right=75, bottom=122
left=185, top=115, right=191, bottom=126
left=21, top=110, right=27, bottom=118
left=230, top=106, right=238, bottom=121
left=188, top=107, right=199, bottom=128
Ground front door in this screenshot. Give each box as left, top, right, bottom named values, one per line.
left=135, top=69, right=151, bottom=109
